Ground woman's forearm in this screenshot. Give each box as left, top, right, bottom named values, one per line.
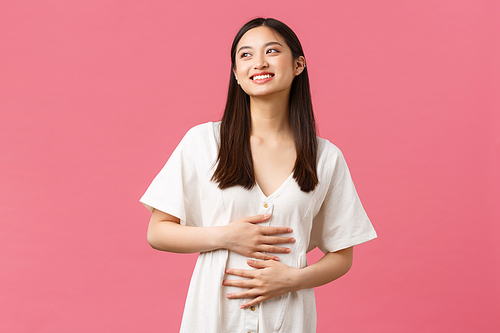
left=147, top=208, right=226, bottom=253
left=146, top=209, right=295, bottom=260
left=293, top=247, right=353, bottom=291
left=147, top=219, right=225, bottom=253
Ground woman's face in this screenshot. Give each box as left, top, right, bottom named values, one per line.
left=233, top=26, right=305, bottom=99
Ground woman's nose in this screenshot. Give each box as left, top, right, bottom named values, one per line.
left=253, top=54, right=268, bottom=69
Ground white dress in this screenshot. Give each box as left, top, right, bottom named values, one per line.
left=140, top=122, right=377, bottom=333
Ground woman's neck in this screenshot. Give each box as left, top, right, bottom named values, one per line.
left=250, top=96, right=291, bottom=139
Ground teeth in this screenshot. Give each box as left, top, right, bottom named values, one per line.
left=252, top=74, right=272, bottom=80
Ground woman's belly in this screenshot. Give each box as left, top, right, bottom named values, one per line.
left=223, top=251, right=255, bottom=296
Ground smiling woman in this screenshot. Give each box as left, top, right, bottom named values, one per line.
left=140, top=17, right=377, bottom=333
left=233, top=27, right=303, bottom=98
left=214, top=19, right=316, bottom=195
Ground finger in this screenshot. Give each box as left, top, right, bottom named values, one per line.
left=259, top=245, right=291, bottom=254
left=253, top=252, right=281, bottom=261
left=262, top=235, right=295, bottom=244
left=246, top=213, right=271, bottom=224
left=260, top=226, right=293, bottom=234
left=226, top=289, right=260, bottom=300
left=241, top=296, right=267, bottom=309
left=222, top=279, right=254, bottom=288
left=246, top=259, right=273, bottom=269
left=225, top=268, right=256, bottom=278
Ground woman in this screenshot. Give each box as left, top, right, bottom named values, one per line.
left=141, top=18, right=377, bottom=333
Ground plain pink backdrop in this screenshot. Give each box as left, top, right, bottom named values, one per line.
left=1, top=1, right=499, bottom=332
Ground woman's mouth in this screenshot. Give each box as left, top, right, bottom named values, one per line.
left=250, top=73, right=275, bottom=84
left=251, top=73, right=274, bottom=80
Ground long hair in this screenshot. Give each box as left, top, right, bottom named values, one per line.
left=212, top=18, right=318, bottom=192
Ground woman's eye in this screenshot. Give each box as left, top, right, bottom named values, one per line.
left=240, top=52, right=251, bottom=58
left=266, top=48, right=278, bottom=54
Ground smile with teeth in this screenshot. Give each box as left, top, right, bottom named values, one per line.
left=251, top=74, right=274, bottom=80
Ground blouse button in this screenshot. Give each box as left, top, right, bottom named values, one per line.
left=263, top=203, right=268, bottom=208
left=250, top=306, right=256, bottom=311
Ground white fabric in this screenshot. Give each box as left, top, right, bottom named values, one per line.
left=140, top=122, right=377, bottom=333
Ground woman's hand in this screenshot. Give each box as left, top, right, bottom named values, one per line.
left=222, top=248, right=354, bottom=308
left=223, top=259, right=299, bottom=308
left=222, top=214, right=295, bottom=261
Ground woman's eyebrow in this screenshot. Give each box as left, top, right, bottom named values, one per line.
left=237, top=41, right=284, bottom=54
left=263, top=41, right=283, bottom=48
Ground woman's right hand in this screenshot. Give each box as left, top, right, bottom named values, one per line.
left=222, top=214, right=295, bottom=260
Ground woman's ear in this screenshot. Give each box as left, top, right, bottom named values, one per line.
left=294, top=56, right=306, bottom=76
left=233, top=69, right=239, bottom=84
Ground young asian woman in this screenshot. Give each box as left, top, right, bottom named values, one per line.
left=141, top=17, right=377, bottom=333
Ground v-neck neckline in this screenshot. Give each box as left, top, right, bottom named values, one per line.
left=255, top=172, right=294, bottom=199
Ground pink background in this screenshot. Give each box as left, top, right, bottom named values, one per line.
left=1, top=1, right=499, bottom=332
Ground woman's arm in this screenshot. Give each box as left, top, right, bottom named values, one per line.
left=223, top=247, right=353, bottom=308
left=147, top=208, right=296, bottom=261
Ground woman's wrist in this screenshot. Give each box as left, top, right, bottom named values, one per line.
left=290, top=266, right=309, bottom=292
left=214, top=225, right=230, bottom=251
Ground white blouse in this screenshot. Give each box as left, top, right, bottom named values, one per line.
left=141, top=122, right=377, bottom=333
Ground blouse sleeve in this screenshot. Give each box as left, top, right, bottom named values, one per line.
left=309, top=145, right=377, bottom=253
left=139, top=127, right=203, bottom=227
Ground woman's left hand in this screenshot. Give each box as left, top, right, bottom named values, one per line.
left=223, top=259, right=300, bottom=309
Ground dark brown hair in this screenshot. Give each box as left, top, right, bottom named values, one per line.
left=212, top=18, right=318, bottom=192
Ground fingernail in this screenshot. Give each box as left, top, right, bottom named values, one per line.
left=222, top=280, right=227, bottom=285
left=227, top=294, right=232, bottom=299
left=291, top=238, right=296, bottom=243
left=264, top=213, right=271, bottom=218
left=241, top=304, right=246, bottom=309
left=247, top=259, right=254, bottom=265
left=285, top=248, right=291, bottom=253
left=287, top=228, right=293, bottom=232
left=274, top=256, right=280, bottom=261
left=225, top=269, right=232, bottom=274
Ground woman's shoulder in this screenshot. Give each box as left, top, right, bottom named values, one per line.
left=315, top=137, right=352, bottom=183
left=184, top=121, right=218, bottom=136
left=316, top=136, right=344, bottom=162
left=176, top=122, right=221, bottom=160
left=181, top=121, right=220, bottom=143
